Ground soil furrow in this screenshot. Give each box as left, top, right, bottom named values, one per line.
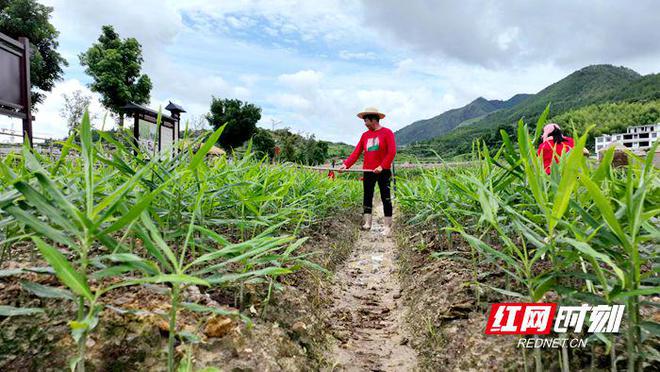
left=325, top=206, right=417, bottom=371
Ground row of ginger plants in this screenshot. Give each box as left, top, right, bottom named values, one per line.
left=397, top=108, right=659, bottom=371
left=0, top=111, right=361, bottom=371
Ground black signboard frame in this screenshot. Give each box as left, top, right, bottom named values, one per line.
left=123, top=102, right=183, bottom=157
left=0, top=32, right=32, bottom=146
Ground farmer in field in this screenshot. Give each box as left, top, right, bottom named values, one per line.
left=339, top=107, right=396, bottom=236
left=537, top=123, right=574, bottom=174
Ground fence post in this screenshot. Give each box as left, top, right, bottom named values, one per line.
left=18, top=37, right=32, bottom=148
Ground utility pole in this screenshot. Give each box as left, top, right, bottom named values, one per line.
left=271, top=119, right=282, bottom=131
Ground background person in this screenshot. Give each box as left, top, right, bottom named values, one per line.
left=339, top=107, right=396, bottom=236
left=537, top=123, right=574, bottom=174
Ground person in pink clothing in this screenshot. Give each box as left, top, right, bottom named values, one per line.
left=339, top=107, right=397, bottom=236
left=537, top=123, right=574, bottom=174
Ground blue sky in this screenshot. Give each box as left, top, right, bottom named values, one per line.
left=2, top=0, right=659, bottom=144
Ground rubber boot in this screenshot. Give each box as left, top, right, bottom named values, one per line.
left=382, top=216, right=392, bottom=237
left=361, top=214, right=372, bottom=231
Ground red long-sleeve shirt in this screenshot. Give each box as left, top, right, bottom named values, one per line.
left=537, top=137, right=574, bottom=174
left=344, top=127, right=396, bottom=170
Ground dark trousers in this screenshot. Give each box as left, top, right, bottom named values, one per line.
left=363, top=170, right=392, bottom=217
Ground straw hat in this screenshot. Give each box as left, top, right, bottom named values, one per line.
left=207, top=145, right=225, bottom=156
left=357, top=107, right=386, bottom=119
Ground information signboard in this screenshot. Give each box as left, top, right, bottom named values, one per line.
left=0, top=33, right=32, bottom=146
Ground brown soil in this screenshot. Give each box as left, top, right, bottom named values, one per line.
left=0, top=212, right=362, bottom=371
left=4, top=207, right=655, bottom=371
left=324, top=205, right=418, bottom=371
left=393, top=222, right=660, bottom=372
left=394, top=222, right=523, bottom=371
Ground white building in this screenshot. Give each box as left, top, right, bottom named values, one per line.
left=595, top=123, right=660, bottom=154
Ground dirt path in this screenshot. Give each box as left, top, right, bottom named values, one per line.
left=325, top=206, right=417, bottom=371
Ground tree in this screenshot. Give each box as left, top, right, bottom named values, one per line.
left=188, top=114, right=209, bottom=131
left=206, top=98, right=261, bottom=151
left=315, top=140, right=329, bottom=164
left=299, top=135, right=328, bottom=165
left=268, top=128, right=331, bottom=165
left=60, top=89, right=95, bottom=134
left=0, top=0, right=68, bottom=107
left=281, top=135, right=297, bottom=162
left=252, top=128, right=275, bottom=159
left=79, top=25, right=152, bottom=127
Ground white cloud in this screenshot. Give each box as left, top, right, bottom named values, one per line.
left=268, top=93, right=311, bottom=111
left=360, top=0, right=660, bottom=71
left=178, top=0, right=371, bottom=47
left=496, top=27, right=520, bottom=51
left=262, top=67, right=457, bottom=143
left=224, top=15, right=257, bottom=29
left=239, top=74, right=262, bottom=87
left=278, top=70, right=323, bottom=89
left=43, top=0, right=183, bottom=65
left=339, top=50, right=378, bottom=60
left=0, top=79, right=108, bottom=143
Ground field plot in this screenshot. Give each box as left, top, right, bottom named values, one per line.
left=3, top=1, right=660, bottom=370
left=396, top=115, right=659, bottom=371
left=0, top=115, right=365, bottom=371
left=0, top=112, right=658, bottom=371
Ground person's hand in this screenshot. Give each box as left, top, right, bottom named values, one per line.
left=338, top=164, right=347, bottom=172
left=373, top=166, right=383, bottom=174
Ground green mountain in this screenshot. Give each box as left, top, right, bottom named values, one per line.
left=553, top=100, right=660, bottom=149
left=395, top=94, right=531, bottom=146
left=607, top=73, right=660, bottom=102
left=402, top=64, right=652, bottom=158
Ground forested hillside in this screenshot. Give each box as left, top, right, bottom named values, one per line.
left=395, top=94, right=530, bottom=146
left=553, top=100, right=660, bottom=149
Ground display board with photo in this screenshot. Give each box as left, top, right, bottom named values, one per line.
left=138, top=118, right=158, bottom=154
